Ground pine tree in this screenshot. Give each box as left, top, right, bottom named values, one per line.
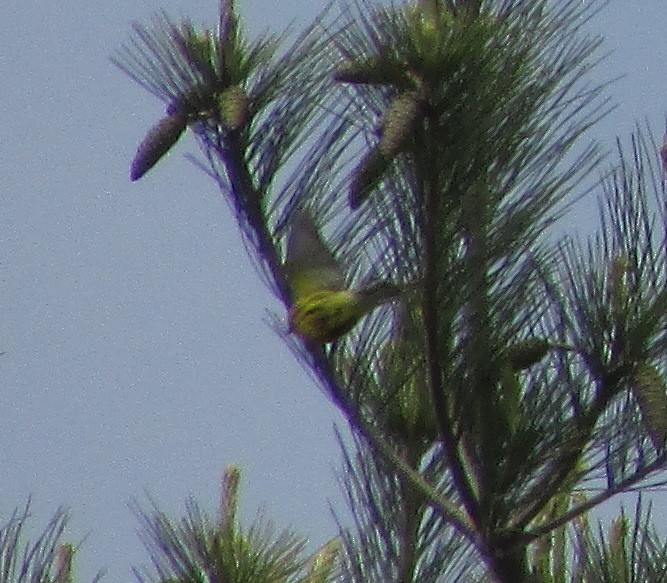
left=0, top=502, right=102, bottom=583
left=107, top=0, right=667, bottom=581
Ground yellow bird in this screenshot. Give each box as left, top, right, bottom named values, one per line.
left=284, top=212, right=400, bottom=343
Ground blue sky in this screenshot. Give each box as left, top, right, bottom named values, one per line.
left=0, top=1, right=665, bottom=581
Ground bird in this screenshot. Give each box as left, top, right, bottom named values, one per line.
left=283, top=212, right=401, bottom=343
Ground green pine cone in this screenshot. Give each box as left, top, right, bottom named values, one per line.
left=334, top=57, right=411, bottom=88
left=130, top=113, right=188, bottom=181
left=218, top=85, right=250, bottom=130
left=379, top=91, right=424, bottom=158
left=507, top=339, right=551, bottom=371
left=632, top=363, right=667, bottom=450
left=348, top=148, right=392, bottom=209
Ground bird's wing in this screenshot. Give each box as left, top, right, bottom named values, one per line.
left=284, top=211, right=346, bottom=300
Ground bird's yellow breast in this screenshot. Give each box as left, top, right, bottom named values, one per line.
left=289, top=290, right=365, bottom=343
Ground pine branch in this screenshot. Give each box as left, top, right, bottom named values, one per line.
left=515, top=378, right=615, bottom=526
left=0, top=502, right=101, bottom=583
left=423, top=166, right=482, bottom=530
left=336, top=431, right=478, bottom=583
left=113, top=3, right=667, bottom=583
left=312, top=347, right=474, bottom=538
left=509, top=122, right=667, bottom=535
left=134, top=468, right=311, bottom=583
left=522, top=454, right=667, bottom=545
